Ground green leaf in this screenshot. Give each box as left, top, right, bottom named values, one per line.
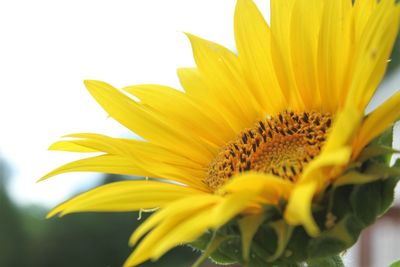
left=284, top=227, right=310, bottom=263
left=329, top=185, right=354, bottom=220
left=353, top=160, right=400, bottom=219
left=307, top=255, right=344, bottom=267
left=380, top=176, right=400, bottom=215
left=247, top=253, right=269, bottom=267
left=308, top=236, right=346, bottom=259
left=210, top=236, right=242, bottom=265
left=366, top=160, right=400, bottom=215
left=350, top=181, right=383, bottom=226
left=307, top=215, right=362, bottom=258
left=190, top=231, right=213, bottom=251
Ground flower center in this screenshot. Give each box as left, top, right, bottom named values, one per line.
left=205, top=111, right=332, bottom=191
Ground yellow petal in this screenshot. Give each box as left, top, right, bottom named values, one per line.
left=150, top=208, right=214, bottom=261
left=48, top=133, right=206, bottom=188
left=346, top=0, right=400, bottom=111
left=49, top=140, right=97, bottom=153
left=290, top=0, right=323, bottom=109
left=186, top=33, right=262, bottom=128
left=40, top=154, right=150, bottom=182
left=318, top=0, right=353, bottom=111
left=268, top=220, right=294, bottom=261
left=123, top=84, right=231, bottom=146
left=152, top=191, right=258, bottom=260
left=211, top=190, right=259, bottom=228
left=238, top=214, right=265, bottom=263
left=353, top=91, right=400, bottom=157
left=323, top=107, right=363, bottom=153
left=220, top=172, right=293, bottom=204
left=286, top=147, right=353, bottom=236
left=270, top=0, right=304, bottom=110
left=177, top=67, right=240, bottom=134
left=51, top=133, right=132, bottom=155
left=176, top=67, right=208, bottom=96
left=129, top=195, right=221, bottom=246
left=47, top=180, right=204, bottom=218
left=40, top=154, right=207, bottom=191
left=353, top=0, right=378, bottom=42
left=124, top=198, right=218, bottom=267
left=301, top=146, right=353, bottom=187
left=62, top=133, right=203, bottom=169
left=284, top=181, right=319, bottom=236
left=234, top=0, right=286, bottom=113
left=84, top=80, right=213, bottom=165
left=127, top=185, right=268, bottom=266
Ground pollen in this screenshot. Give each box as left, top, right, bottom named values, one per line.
left=205, top=111, right=332, bottom=191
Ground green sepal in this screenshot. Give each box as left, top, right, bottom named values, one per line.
left=365, top=160, right=400, bottom=178
left=307, top=255, right=344, bottom=267
left=251, top=222, right=278, bottom=259
left=238, top=214, right=266, bottom=264
left=333, top=171, right=382, bottom=187
left=307, top=215, right=362, bottom=258
left=356, top=145, right=399, bottom=163
left=379, top=175, right=400, bottom=215
left=209, top=236, right=241, bottom=265
left=190, top=231, right=239, bottom=265
left=191, top=234, right=228, bottom=267
left=372, top=126, right=393, bottom=147
left=350, top=180, right=387, bottom=226
left=267, top=220, right=294, bottom=262
left=369, top=127, right=394, bottom=164
left=283, top=227, right=310, bottom=263
left=350, top=163, right=400, bottom=226
left=328, top=185, right=353, bottom=222
left=189, top=231, right=213, bottom=251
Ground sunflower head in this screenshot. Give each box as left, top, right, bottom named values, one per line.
left=41, top=0, right=400, bottom=266
left=193, top=128, right=400, bottom=266
left=206, top=110, right=332, bottom=190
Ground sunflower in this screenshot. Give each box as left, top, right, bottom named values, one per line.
left=42, top=0, right=400, bottom=266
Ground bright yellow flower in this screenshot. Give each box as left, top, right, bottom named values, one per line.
left=42, top=0, right=400, bottom=266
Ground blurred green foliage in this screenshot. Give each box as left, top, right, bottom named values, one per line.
left=20, top=207, right=198, bottom=267
left=0, top=168, right=202, bottom=267
left=0, top=184, right=28, bottom=266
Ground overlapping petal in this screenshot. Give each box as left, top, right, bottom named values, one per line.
left=353, top=91, right=400, bottom=157
left=47, top=180, right=205, bottom=217
left=346, top=0, right=400, bottom=111
left=234, top=0, right=286, bottom=113
left=124, top=173, right=283, bottom=266
left=84, top=80, right=214, bottom=165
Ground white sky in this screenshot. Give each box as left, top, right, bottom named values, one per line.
left=0, top=0, right=398, bottom=210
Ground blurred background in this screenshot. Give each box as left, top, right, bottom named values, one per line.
left=0, top=0, right=399, bottom=266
